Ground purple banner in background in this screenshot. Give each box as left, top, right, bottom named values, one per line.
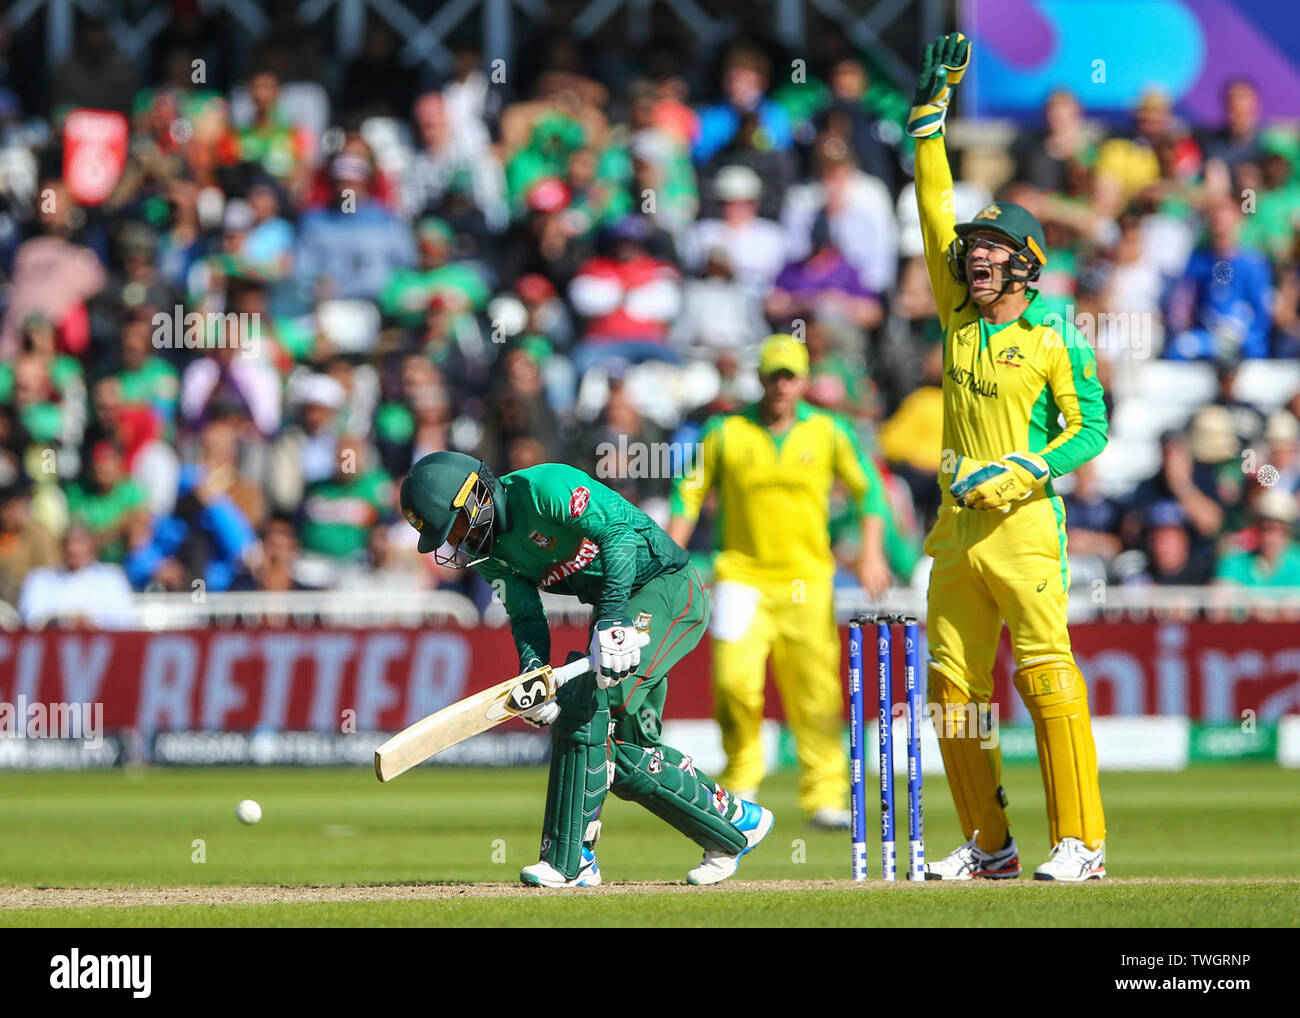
left=966, top=0, right=1300, bottom=125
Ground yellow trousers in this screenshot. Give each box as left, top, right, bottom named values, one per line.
left=925, top=497, right=1106, bottom=850
left=710, top=574, right=845, bottom=816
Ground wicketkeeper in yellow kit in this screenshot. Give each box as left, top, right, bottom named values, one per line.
left=668, top=335, right=892, bottom=828
left=908, top=33, right=1108, bottom=880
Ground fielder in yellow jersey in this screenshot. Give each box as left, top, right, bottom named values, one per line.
left=669, top=334, right=891, bottom=826
left=908, top=33, right=1108, bottom=881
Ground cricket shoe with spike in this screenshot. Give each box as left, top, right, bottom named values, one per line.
left=520, top=846, right=601, bottom=888
left=686, top=798, right=774, bottom=885
left=1034, top=838, right=1106, bottom=881
left=924, top=834, right=1021, bottom=880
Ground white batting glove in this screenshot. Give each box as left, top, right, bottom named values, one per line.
left=520, top=700, right=560, bottom=728
left=589, top=622, right=641, bottom=688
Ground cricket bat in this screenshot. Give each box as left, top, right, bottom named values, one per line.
left=374, top=633, right=648, bottom=782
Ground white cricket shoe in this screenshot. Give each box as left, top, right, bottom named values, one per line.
left=687, top=799, right=774, bottom=886
left=520, top=846, right=601, bottom=888
left=1033, top=838, right=1106, bottom=882
left=807, top=807, right=852, bottom=831
left=924, top=834, right=1021, bottom=880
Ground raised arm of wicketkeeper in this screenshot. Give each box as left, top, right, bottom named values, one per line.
left=910, top=31, right=972, bottom=330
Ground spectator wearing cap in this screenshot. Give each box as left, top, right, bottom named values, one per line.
left=782, top=137, right=898, bottom=295
left=692, top=44, right=793, bottom=165
left=1215, top=489, right=1300, bottom=588
left=1190, top=404, right=1248, bottom=528
left=688, top=165, right=786, bottom=297
left=1164, top=195, right=1273, bottom=360
left=406, top=90, right=508, bottom=232
left=17, top=523, right=134, bottom=629
left=266, top=373, right=345, bottom=515
left=569, top=215, right=683, bottom=376
left=0, top=480, right=60, bottom=604
left=295, top=149, right=416, bottom=302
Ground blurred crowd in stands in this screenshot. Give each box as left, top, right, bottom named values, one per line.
left=1, top=13, right=1299, bottom=628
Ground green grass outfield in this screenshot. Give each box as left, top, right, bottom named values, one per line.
left=1, top=764, right=1297, bottom=927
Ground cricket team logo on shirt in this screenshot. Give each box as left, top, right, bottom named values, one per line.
left=568, top=486, right=590, bottom=518
left=995, top=345, right=1025, bottom=368
left=529, top=530, right=555, bottom=550
left=634, top=611, right=653, bottom=632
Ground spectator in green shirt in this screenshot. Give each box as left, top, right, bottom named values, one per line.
left=1215, top=489, right=1300, bottom=588
left=64, top=441, right=150, bottom=563
left=298, top=436, right=395, bottom=563
left=116, top=308, right=180, bottom=435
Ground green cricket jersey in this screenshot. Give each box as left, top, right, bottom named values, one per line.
left=477, top=463, right=688, bottom=668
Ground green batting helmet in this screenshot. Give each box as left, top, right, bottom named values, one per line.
left=399, top=451, right=498, bottom=565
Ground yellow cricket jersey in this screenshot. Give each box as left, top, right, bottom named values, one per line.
left=670, top=402, right=885, bottom=582
left=915, top=135, right=1108, bottom=508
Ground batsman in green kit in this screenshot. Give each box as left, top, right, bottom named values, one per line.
left=399, top=451, right=774, bottom=886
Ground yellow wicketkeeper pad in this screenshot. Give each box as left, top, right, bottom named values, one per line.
left=928, top=668, right=1009, bottom=853
left=1013, top=660, right=1106, bottom=849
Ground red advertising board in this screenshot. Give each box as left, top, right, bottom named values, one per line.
left=0, top=622, right=1297, bottom=734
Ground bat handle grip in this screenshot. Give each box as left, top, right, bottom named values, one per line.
left=552, top=631, right=651, bottom=689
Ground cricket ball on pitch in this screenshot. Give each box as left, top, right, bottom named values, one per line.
left=236, top=799, right=262, bottom=825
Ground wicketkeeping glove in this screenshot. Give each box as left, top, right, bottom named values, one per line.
left=589, top=620, right=641, bottom=688
left=907, top=32, right=971, bottom=139
left=950, top=451, right=1051, bottom=511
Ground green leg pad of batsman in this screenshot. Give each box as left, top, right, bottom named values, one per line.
left=609, top=740, right=749, bottom=855
left=541, top=671, right=612, bottom=880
